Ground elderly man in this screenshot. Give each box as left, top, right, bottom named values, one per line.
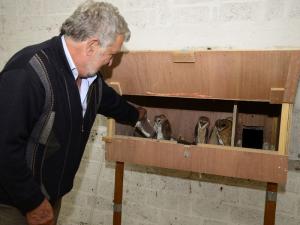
left=0, top=1, right=145, bottom=224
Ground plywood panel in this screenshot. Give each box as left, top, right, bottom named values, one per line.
left=270, top=88, right=285, bottom=104
left=106, top=137, right=185, bottom=169
left=189, top=145, right=286, bottom=183
left=102, top=51, right=300, bottom=103
left=105, top=136, right=288, bottom=184
left=284, top=52, right=300, bottom=103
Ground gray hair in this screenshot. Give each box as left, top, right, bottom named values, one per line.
left=60, top=0, right=130, bottom=47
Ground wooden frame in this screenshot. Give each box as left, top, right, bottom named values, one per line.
left=278, top=103, right=293, bottom=155
left=102, top=50, right=300, bottom=225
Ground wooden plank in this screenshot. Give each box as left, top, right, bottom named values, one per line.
left=107, top=137, right=187, bottom=169
left=172, top=51, right=196, bottom=63
left=113, top=162, right=124, bottom=225
left=270, top=88, right=285, bottom=104
left=105, top=136, right=288, bottom=184
left=104, top=119, right=115, bottom=143
left=270, top=117, right=279, bottom=150
left=103, top=50, right=300, bottom=102
left=283, top=51, right=300, bottom=103
left=287, top=105, right=293, bottom=154
left=107, top=81, right=125, bottom=225
left=278, top=104, right=293, bottom=155
left=263, top=183, right=278, bottom=225
left=189, top=145, right=287, bottom=183
left=231, top=104, right=238, bottom=146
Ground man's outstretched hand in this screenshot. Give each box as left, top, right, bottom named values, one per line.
left=135, top=107, right=156, bottom=138
left=26, top=198, right=54, bottom=225
left=137, top=107, right=147, bottom=121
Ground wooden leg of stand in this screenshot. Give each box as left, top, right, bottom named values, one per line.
left=113, top=162, right=125, bottom=225
left=264, top=182, right=278, bottom=225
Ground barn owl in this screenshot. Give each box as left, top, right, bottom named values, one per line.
left=153, top=114, right=172, bottom=140
left=209, top=118, right=232, bottom=146
left=194, top=116, right=210, bottom=144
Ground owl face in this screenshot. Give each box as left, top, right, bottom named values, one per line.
left=153, top=114, right=171, bottom=140
left=216, top=119, right=231, bottom=132
left=198, top=116, right=210, bottom=128
left=153, top=114, right=167, bottom=130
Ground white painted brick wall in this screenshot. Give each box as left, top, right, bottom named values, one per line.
left=1, top=0, right=300, bottom=225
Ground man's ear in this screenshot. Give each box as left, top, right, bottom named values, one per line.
left=86, top=38, right=99, bottom=56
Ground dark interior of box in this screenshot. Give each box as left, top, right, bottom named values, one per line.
left=242, top=127, right=264, bottom=149
left=115, top=95, right=282, bottom=150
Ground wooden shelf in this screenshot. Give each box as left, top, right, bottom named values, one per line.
left=105, top=135, right=287, bottom=184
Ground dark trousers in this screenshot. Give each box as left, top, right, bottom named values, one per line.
left=0, top=199, right=61, bottom=225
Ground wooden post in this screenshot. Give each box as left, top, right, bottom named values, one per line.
left=278, top=103, right=292, bottom=155
left=231, top=104, right=238, bottom=146
left=106, top=118, right=124, bottom=225
left=107, top=81, right=125, bottom=225
left=264, top=182, right=278, bottom=225
left=113, top=161, right=124, bottom=225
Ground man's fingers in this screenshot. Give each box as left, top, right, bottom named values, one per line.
left=26, top=198, right=54, bottom=225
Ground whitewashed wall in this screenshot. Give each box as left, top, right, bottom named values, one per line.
left=1, top=0, right=300, bottom=225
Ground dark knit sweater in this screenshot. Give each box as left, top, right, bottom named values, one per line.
left=0, top=36, right=138, bottom=214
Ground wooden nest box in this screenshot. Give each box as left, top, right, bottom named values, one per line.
left=103, top=50, right=300, bottom=185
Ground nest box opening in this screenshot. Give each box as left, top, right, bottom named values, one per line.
left=242, top=126, right=264, bottom=149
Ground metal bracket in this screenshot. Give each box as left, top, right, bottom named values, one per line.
left=113, top=203, right=122, bottom=212
left=266, top=191, right=277, bottom=202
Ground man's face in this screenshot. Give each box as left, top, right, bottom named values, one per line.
left=85, top=35, right=124, bottom=77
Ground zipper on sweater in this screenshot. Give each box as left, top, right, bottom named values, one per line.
left=81, top=123, right=84, bottom=133
left=80, top=83, right=95, bottom=133
left=76, top=84, right=84, bottom=133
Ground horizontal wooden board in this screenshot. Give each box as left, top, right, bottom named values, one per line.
left=102, top=50, right=300, bottom=103
left=105, top=136, right=288, bottom=184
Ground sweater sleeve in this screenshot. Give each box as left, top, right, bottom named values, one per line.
left=0, top=68, right=45, bottom=214
left=98, top=78, right=139, bottom=125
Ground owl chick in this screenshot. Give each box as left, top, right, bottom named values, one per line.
left=194, top=116, right=210, bottom=144
left=153, top=114, right=172, bottom=140
left=216, top=118, right=232, bottom=146
left=208, top=118, right=232, bottom=146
